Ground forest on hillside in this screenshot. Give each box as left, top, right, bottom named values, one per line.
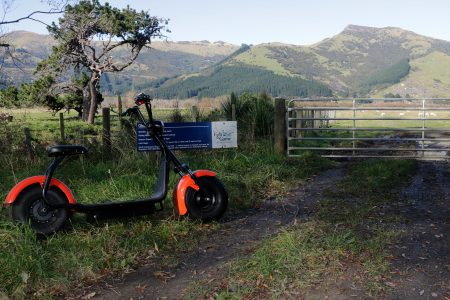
left=151, top=66, right=333, bottom=99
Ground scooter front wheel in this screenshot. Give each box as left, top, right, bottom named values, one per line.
left=185, top=176, right=228, bottom=221
left=11, top=185, right=69, bottom=235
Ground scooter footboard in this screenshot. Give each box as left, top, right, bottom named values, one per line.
left=172, top=170, right=216, bottom=215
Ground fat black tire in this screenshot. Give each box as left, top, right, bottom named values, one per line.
left=185, top=176, right=228, bottom=221
left=11, top=185, right=69, bottom=235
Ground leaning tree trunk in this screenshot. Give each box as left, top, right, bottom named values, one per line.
left=87, top=73, right=99, bottom=124
left=82, top=85, right=91, bottom=121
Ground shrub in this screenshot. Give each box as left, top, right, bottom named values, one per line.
left=169, top=101, right=185, bottom=122
left=221, top=91, right=274, bottom=138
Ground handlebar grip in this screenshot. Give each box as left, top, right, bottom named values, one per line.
left=121, top=109, right=129, bottom=117
left=121, top=108, right=135, bottom=117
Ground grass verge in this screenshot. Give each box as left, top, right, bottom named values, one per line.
left=191, top=159, right=416, bottom=299
left=0, top=217, right=203, bottom=298
left=0, top=138, right=330, bottom=298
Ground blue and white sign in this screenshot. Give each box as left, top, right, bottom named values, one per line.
left=137, top=121, right=237, bottom=151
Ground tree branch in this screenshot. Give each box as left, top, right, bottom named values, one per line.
left=103, top=44, right=144, bottom=72
left=27, top=17, right=52, bottom=27
left=98, top=35, right=113, bottom=61
left=0, top=10, right=64, bottom=25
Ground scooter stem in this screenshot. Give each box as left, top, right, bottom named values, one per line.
left=42, top=156, right=65, bottom=204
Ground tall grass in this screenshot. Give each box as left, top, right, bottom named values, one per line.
left=0, top=215, right=203, bottom=298
left=0, top=106, right=331, bottom=298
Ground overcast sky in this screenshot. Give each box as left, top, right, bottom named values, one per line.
left=3, top=0, right=450, bottom=45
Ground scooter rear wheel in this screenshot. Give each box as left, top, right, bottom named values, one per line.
left=185, top=176, right=228, bottom=221
left=11, top=185, right=69, bottom=235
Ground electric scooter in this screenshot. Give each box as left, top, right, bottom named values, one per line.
left=4, top=93, right=228, bottom=235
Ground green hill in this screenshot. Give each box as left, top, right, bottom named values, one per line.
left=150, top=25, right=450, bottom=98
left=1, top=31, right=239, bottom=94
left=303, top=25, right=450, bottom=95
left=374, top=51, right=450, bottom=98
left=4, top=26, right=450, bottom=98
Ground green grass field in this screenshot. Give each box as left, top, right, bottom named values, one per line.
left=2, top=107, right=194, bottom=144
left=332, top=108, right=450, bottom=128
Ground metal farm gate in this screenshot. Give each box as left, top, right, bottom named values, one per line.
left=287, top=98, right=450, bottom=160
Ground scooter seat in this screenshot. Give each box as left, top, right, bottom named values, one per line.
left=47, top=145, right=88, bottom=157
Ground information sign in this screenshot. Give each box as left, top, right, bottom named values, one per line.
left=137, top=121, right=237, bottom=151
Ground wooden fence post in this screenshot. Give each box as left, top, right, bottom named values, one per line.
left=117, top=94, right=123, bottom=129
left=59, top=112, right=65, bottom=142
left=192, top=105, right=198, bottom=122
left=274, top=97, right=286, bottom=155
left=24, top=127, right=34, bottom=160
left=231, top=104, right=236, bottom=121
left=79, top=128, right=85, bottom=145
left=102, top=107, right=111, bottom=158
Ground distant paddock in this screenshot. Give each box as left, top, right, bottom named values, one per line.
left=102, top=95, right=228, bottom=110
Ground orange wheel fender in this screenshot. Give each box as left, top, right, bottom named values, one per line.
left=4, top=175, right=77, bottom=206
left=173, top=170, right=217, bottom=216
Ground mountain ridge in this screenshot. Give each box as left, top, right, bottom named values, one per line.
left=1, top=30, right=240, bottom=91
left=3, top=25, right=450, bottom=98
left=217, top=24, right=450, bottom=97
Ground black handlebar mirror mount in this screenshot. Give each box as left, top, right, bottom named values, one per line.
left=134, top=93, right=152, bottom=106
left=121, top=93, right=155, bottom=126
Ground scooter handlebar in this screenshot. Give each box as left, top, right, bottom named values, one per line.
left=121, top=107, right=136, bottom=117
left=121, top=109, right=130, bottom=117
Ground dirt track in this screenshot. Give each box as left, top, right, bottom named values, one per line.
left=69, top=162, right=449, bottom=300
left=387, top=161, right=450, bottom=299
